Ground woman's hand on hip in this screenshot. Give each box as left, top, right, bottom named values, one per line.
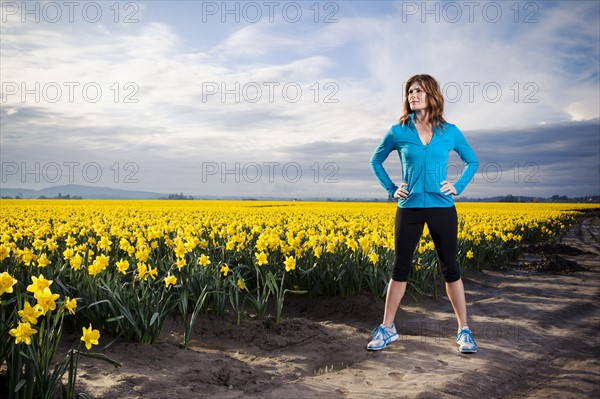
left=440, top=180, right=457, bottom=195
left=393, top=183, right=409, bottom=199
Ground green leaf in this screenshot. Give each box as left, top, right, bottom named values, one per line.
left=14, top=378, right=27, bottom=393
left=284, top=290, right=308, bottom=295
left=78, top=352, right=122, bottom=368
left=19, top=350, right=33, bottom=361
left=149, top=312, right=159, bottom=327
left=98, top=336, right=120, bottom=352
left=87, top=299, right=111, bottom=308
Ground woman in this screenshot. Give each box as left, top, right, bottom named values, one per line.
left=368, top=74, right=479, bottom=353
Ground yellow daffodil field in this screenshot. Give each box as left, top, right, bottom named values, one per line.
left=0, top=199, right=596, bottom=398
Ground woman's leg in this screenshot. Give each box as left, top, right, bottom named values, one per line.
left=426, top=206, right=469, bottom=329
left=368, top=208, right=424, bottom=350
left=383, top=207, right=423, bottom=326
left=383, top=279, right=407, bottom=326
left=445, top=279, right=468, bottom=329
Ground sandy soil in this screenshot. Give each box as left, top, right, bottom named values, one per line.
left=55, top=212, right=600, bottom=398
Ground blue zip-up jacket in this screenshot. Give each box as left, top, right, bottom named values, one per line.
left=370, top=114, right=479, bottom=208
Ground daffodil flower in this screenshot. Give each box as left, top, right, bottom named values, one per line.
left=9, top=322, right=37, bottom=345
left=283, top=256, right=296, bottom=272
left=18, top=301, right=43, bottom=324
left=255, top=251, right=268, bottom=266
left=81, top=324, right=100, bottom=350
left=198, top=254, right=211, bottom=267
left=0, top=272, right=17, bottom=296
left=237, top=278, right=245, bottom=290
left=220, top=264, right=230, bottom=276
left=165, top=273, right=177, bottom=288
left=35, top=287, right=60, bottom=315
left=27, top=274, right=52, bottom=296
left=64, top=297, right=77, bottom=315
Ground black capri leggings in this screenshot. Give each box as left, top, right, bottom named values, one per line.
left=392, top=206, right=461, bottom=283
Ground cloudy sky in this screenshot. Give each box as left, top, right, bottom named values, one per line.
left=1, top=0, right=598, bottom=199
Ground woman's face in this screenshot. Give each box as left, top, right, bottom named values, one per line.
left=408, top=82, right=428, bottom=112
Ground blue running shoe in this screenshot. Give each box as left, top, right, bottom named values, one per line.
left=456, top=328, right=478, bottom=353
left=367, top=324, right=398, bottom=351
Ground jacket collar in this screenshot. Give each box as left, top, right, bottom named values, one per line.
left=409, top=112, right=445, bottom=134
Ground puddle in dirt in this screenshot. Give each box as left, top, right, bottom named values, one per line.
left=313, top=353, right=367, bottom=375
left=183, top=337, right=229, bottom=353
left=313, top=360, right=356, bottom=375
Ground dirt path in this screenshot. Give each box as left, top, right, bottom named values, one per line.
left=76, top=213, right=600, bottom=399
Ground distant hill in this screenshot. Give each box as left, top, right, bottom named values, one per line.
left=0, top=184, right=166, bottom=199
left=1, top=184, right=598, bottom=202
left=456, top=194, right=599, bottom=203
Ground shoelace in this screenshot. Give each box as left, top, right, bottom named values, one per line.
left=371, top=325, right=394, bottom=343
left=457, top=329, right=475, bottom=344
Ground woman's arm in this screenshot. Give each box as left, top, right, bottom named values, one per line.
left=370, top=128, right=399, bottom=197
left=453, top=127, right=479, bottom=195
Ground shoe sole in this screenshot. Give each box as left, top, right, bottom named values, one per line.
left=367, top=333, right=399, bottom=351
left=459, top=346, right=478, bottom=353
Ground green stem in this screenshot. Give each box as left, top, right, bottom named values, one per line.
left=275, top=272, right=285, bottom=323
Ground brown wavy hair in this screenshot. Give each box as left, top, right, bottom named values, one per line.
left=398, top=74, right=446, bottom=129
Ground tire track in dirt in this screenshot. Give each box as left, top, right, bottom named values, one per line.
left=500, top=213, right=600, bottom=399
